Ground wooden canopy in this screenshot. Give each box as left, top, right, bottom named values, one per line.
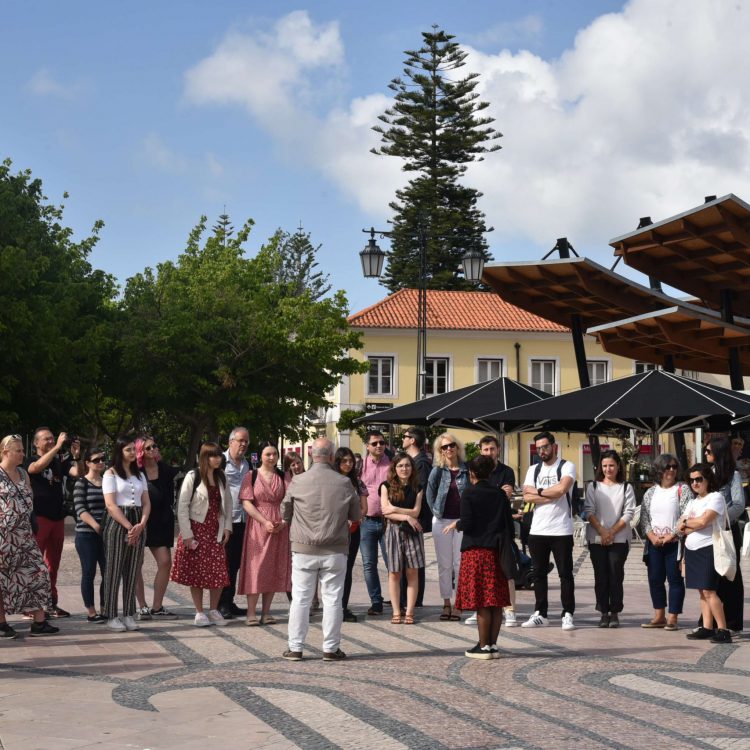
left=481, top=257, right=673, bottom=328
left=610, top=194, right=750, bottom=317
left=588, top=305, right=750, bottom=374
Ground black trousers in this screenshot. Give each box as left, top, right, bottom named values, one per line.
left=528, top=534, right=575, bottom=617
left=588, top=542, right=629, bottom=614
left=342, top=527, right=361, bottom=611
left=219, top=520, right=246, bottom=608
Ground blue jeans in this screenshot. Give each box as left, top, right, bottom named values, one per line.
left=75, top=532, right=106, bottom=609
left=646, top=540, right=685, bottom=615
left=359, top=517, right=388, bottom=608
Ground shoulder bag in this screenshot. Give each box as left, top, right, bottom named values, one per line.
left=713, top=499, right=737, bottom=581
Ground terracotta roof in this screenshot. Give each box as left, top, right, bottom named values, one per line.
left=348, top=289, right=569, bottom=332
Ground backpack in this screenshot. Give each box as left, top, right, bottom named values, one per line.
left=528, top=458, right=579, bottom=518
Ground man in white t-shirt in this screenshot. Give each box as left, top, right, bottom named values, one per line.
left=520, top=432, right=577, bottom=631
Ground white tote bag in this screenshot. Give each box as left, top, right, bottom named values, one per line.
left=713, top=500, right=737, bottom=581
left=742, top=523, right=750, bottom=560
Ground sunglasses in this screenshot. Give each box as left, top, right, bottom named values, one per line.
left=665, top=464, right=679, bottom=471
left=689, top=476, right=705, bottom=484
left=704, top=448, right=713, bottom=455
left=144, top=444, right=158, bottom=451
left=403, top=434, right=413, bottom=440
left=88, top=457, right=105, bottom=464
left=369, top=440, right=385, bottom=447
left=440, top=442, right=457, bottom=451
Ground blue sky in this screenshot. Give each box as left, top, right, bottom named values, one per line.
left=3, top=0, right=750, bottom=313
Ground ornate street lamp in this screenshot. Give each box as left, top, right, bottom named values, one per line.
left=461, top=248, right=485, bottom=283
left=359, top=229, right=386, bottom=278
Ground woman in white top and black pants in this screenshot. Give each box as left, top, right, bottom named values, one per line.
left=102, top=436, right=151, bottom=632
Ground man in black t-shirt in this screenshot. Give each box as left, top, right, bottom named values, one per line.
left=24, top=427, right=82, bottom=617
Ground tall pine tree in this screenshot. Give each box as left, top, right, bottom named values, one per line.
left=372, top=27, right=501, bottom=291
left=275, top=224, right=332, bottom=300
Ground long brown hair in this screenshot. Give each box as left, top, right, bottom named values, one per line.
left=387, top=452, right=418, bottom=505
left=199, top=442, right=225, bottom=488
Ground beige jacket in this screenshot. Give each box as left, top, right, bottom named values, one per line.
left=176, top=470, right=233, bottom=543
left=281, top=462, right=361, bottom=555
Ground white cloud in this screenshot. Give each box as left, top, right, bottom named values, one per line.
left=464, top=14, right=543, bottom=49
left=184, top=2, right=750, bottom=259
left=28, top=68, right=79, bottom=99
left=140, top=133, right=188, bottom=174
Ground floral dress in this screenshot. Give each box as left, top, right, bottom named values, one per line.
left=171, top=485, right=229, bottom=589
left=0, top=468, right=52, bottom=612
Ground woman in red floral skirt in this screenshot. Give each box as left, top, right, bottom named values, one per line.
left=171, top=443, right=233, bottom=627
left=444, top=454, right=513, bottom=659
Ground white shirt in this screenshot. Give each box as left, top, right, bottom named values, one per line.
left=684, top=491, right=725, bottom=551
left=524, top=458, right=577, bottom=536
left=102, top=472, right=148, bottom=507
left=650, top=484, right=681, bottom=535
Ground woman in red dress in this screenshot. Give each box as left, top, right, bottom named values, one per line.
left=171, top=443, right=232, bottom=627
left=237, top=443, right=292, bottom=625
left=444, top=455, right=512, bottom=659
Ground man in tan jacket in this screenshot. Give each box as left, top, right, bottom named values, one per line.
left=281, top=438, right=361, bottom=661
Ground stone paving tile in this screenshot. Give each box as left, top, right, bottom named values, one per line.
left=1, top=524, right=749, bottom=749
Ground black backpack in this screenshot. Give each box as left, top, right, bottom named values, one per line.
left=524, top=459, right=579, bottom=522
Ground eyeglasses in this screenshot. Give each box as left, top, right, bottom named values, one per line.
left=536, top=445, right=552, bottom=453
left=440, top=442, right=457, bottom=451
left=665, top=464, right=679, bottom=471
left=231, top=438, right=249, bottom=444
left=88, top=457, right=105, bottom=464
left=369, top=440, right=385, bottom=447
left=689, top=476, right=705, bottom=485
left=144, top=444, right=158, bottom=452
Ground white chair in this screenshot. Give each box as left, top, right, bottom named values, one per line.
left=630, top=505, right=643, bottom=543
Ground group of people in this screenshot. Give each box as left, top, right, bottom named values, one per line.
left=0, top=424, right=746, bottom=659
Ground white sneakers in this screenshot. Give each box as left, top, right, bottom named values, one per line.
left=195, top=610, right=229, bottom=627
left=106, top=617, right=126, bottom=632
left=521, top=611, right=549, bottom=628
left=520, top=611, right=575, bottom=630
left=122, top=616, right=139, bottom=631
left=464, top=613, right=478, bottom=625
left=207, top=609, right=229, bottom=627
left=503, top=610, right=517, bottom=627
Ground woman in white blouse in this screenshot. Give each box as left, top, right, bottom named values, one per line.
left=102, top=436, right=151, bottom=632
left=582, top=450, right=635, bottom=628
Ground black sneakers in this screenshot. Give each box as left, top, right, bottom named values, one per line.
left=686, top=627, right=714, bottom=640
left=710, top=628, right=732, bottom=644
left=0, top=622, right=17, bottom=639
left=30, top=620, right=60, bottom=637
left=343, top=609, right=358, bottom=623
left=464, top=643, right=493, bottom=660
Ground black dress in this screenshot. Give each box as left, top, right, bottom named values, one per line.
left=144, top=462, right=177, bottom=548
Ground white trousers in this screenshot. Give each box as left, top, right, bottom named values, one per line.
left=431, top=516, right=463, bottom=600
left=288, top=551, right=347, bottom=654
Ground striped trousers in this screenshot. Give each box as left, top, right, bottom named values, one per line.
left=102, top=507, right=145, bottom=619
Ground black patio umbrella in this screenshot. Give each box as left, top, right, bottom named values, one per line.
left=477, top=370, right=750, bottom=435
left=353, top=377, right=551, bottom=432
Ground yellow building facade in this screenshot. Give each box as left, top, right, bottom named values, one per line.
left=324, top=289, right=672, bottom=484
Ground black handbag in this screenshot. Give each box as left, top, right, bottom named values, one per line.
left=498, top=527, right=519, bottom=580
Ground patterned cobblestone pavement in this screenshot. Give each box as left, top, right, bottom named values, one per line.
left=1, top=523, right=748, bottom=749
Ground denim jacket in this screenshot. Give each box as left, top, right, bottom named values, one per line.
left=426, top=464, right=469, bottom=519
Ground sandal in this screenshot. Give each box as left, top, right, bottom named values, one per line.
left=440, top=605, right=452, bottom=621
left=404, top=614, right=415, bottom=625
left=391, top=613, right=403, bottom=624
left=245, top=617, right=260, bottom=627
left=664, top=620, right=679, bottom=631
left=261, top=615, right=277, bottom=625
left=640, top=620, right=666, bottom=629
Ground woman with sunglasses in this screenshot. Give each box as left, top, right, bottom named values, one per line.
left=335, top=447, right=369, bottom=623
left=704, top=436, right=744, bottom=633
left=639, top=454, right=692, bottom=630
left=582, top=450, right=636, bottom=628
left=678, top=463, right=731, bottom=644
left=381, top=453, right=424, bottom=625
left=102, top=435, right=152, bottom=632
left=73, top=447, right=108, bottom=623
left=134, top=436, right=179, bottom=621
left=171, top=442, right=232, bottom=627
left=426, top=433, right=469, bottom=622
left=0, top=435, right=59, bottom=638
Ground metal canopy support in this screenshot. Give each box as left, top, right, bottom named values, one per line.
left=416, top=225, right=428, bottom=400
left=663, top=355, right=689, bottom=469
left=721, top=289, right=745, bottom=391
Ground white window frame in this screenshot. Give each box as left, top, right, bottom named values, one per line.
left=423, top=355, right=452, bottom=397
left=586, top=359, right=609, bottom=386
left=529, top=358, right=559, bottom=395
left=365, top=353, right=398, bottom=398
left=476, top=357, right=504, bottom=383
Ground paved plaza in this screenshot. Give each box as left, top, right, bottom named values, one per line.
left=1, top=523, right=749, bottom=750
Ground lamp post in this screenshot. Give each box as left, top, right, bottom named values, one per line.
left=359, top=227, right=485, bottom=400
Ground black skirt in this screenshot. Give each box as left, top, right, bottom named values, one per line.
left=684, top=544, right=720, bottom=590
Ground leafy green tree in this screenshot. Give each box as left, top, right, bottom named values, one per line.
left=372, top=27, right=502, bottom=292
left=275, top=224, right=332, bottom=300
left=117, top=216, right=366, bottom=464
left=0, top=158, right=117, bottom=433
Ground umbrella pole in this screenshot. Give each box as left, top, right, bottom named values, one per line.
left=663, top=355, right=690, bottom=469
left=570, top=311, right=601, bottom=473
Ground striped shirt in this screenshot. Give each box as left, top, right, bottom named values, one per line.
left=73, top=478, right=106, bottom=533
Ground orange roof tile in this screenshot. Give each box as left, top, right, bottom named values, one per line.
left=348, top=289, right=569, bottom=332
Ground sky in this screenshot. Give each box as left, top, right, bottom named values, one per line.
left=3, top=0, right=750, bottom=314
